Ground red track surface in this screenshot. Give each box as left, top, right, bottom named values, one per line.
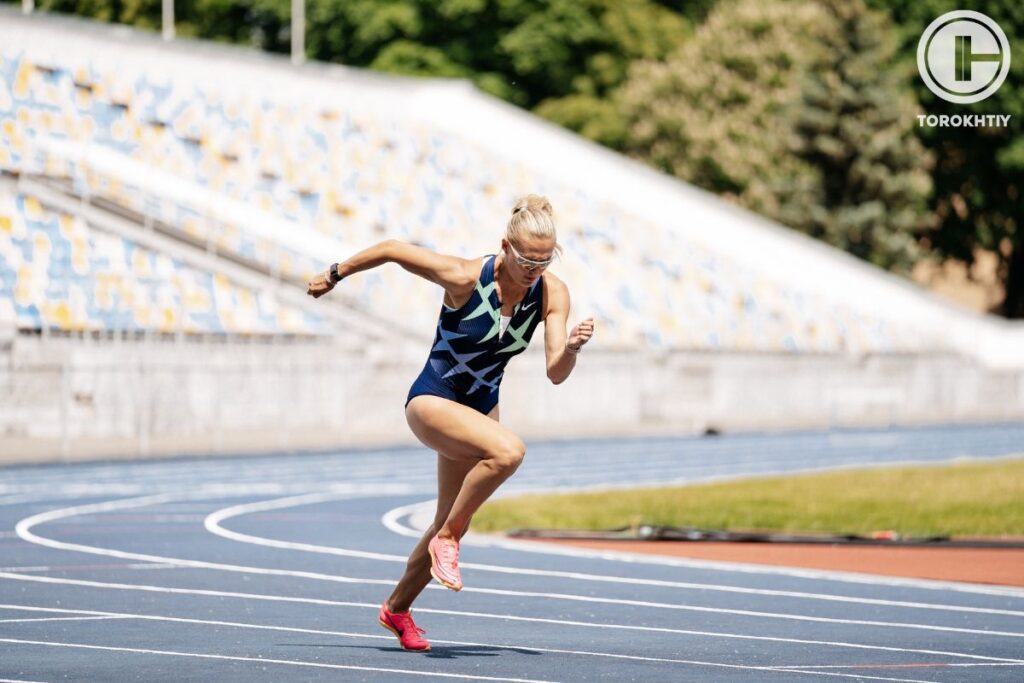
left=535, top=539, right=1024, bottom=586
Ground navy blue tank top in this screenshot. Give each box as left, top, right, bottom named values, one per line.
left=425, top=254, right=545, bottom=399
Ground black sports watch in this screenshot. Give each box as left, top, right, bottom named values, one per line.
left=329, top=263, right=342, bottom=284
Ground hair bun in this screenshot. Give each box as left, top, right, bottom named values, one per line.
left=506, top=194, right=560, bottom=256
left=512, top=194, right=553, bottom=217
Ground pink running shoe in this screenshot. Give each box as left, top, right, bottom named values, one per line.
left=428, top=535, right=463, bottom=591
left=378, top=602, right=430, bottom=652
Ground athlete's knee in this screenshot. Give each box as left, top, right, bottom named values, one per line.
left=486, top=435, right=525, bottom=474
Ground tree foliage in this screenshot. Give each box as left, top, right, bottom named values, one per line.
left=618, top=0, right=827, bottom=215
left=866, top=0, right=1024, bottom=317
left=25, top=0, right=691, bottom=115
left=791, top=0, right=934, bottom=271
left=617, top=0, right=934, bottom=272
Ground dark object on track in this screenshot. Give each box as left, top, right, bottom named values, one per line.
left=506, top=525, right=1024, bottom=548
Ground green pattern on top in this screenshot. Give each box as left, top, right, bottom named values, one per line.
left=464, top=281, right=505, bottom=343
left=498, top=311, right=537, bottom=354
left=463, top=281, right=499, bottom=322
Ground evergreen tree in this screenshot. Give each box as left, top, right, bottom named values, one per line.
left=618, top=0, right=933, bottom=273
left=618, top=0, right=830, bottom=230
left=792, top=0, right=933, bottom=271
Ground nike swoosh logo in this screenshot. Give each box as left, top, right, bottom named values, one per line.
left=521, top=301, right=536, bottom=311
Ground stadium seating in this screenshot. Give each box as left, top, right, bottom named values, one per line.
left=0, top=191, right=326, bottom=335
left=0, top=41, right=918, bottom=353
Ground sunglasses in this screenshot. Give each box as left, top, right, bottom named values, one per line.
left=507, top=242, right=555, bottom=271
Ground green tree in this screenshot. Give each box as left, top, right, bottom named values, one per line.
left=866, top=0, right=1024, bottom=317
left=14, top=0, right=691, bottom=139
left=28, top=0, right=160, bottom=27
left=525, top=1, right=689, bottom=146
left=792, top=0, right=933, bottom=271
left=185, top=0, right=291, bottom=48
left=618, top=0, right=934, bottom=272
left=618, top=0, right=829, bottom=230
left=304, top=0, right=691, bottom=115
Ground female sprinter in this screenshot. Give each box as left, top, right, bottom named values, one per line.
left=306, top=195, right=594, bottom=651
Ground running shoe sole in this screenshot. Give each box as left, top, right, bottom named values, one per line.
left=379, top=617, right=431, bottom=652
left=428, top=541, right=463, bottom=591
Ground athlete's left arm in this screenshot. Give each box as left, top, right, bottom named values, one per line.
left=543, top=275, right=595, bottom=385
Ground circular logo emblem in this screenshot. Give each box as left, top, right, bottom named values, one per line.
left=917, top=10, right=1011, bottom=104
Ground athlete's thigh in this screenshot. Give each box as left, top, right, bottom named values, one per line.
left=406, top=395, right=520, bottom=463
left=433, top=403, right=499, bottom=511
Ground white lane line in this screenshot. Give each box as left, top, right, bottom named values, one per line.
left=455, top=586, right=1024, bottom=638
left=0, top=604, right=960, bottom=682
left=0, top=453, right=436, bottom=490
left=471, top=534, right=1024, bottom=599
left=0, top=639, right=556, bottom=683
left=11, top=486, right=1024, bottom=683
left=0, top=439, right=1010, bottom=509
left=0, top=481, right=415, bottom=500
left=20, top=492, right=1024, bottom=634
left=384, top=499, right=1024, bottom=600
left=16, top=492, right=1024, bottom=659
left=0, top=564, right=182, bottom=573
left=0, top=616, right=128, bottom=624
left=770, top=663, right=1024, bottom=669
left=14, top=493, right=397, bottom=587
left=0, top=437, right=1017, bottom=494
left=207, top=493, right=1024, bottom=618
left=0, top=450, right=969, bottom=495
left=763, top=671, right=934, bottom=683
left=0, top=495, right=47, bottom=506
left=765, top=663, right=1024, bottom=682
left=1, top=573, right=1020, bottom=664
left=20, top=491, right=1024, bottom=629
left=0, top=491, right=141, bottom=507
left=0, top=486, right=147, bottom=499
left=205, top=492, right=415, bottom=563
left=205, top=500, right=1024, bottom=638
left=0, top=678, right=50, bottom=683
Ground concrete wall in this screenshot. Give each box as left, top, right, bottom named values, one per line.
left=3, top=333, right=1021, bottom=465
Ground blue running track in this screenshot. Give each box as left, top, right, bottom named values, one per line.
left=1, top=423, right=1023, bottom=682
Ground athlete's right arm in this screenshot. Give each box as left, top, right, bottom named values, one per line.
left=306, top=239, right=476, bottom=300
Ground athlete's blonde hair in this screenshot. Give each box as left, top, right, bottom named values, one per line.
left=506, top=195, right=562, bottom=256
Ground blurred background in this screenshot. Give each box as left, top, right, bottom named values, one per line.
left=1, top=0, right=1022, bottom=463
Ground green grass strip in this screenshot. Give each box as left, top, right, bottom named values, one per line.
left=473, top=457, right=1024, bottom=537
